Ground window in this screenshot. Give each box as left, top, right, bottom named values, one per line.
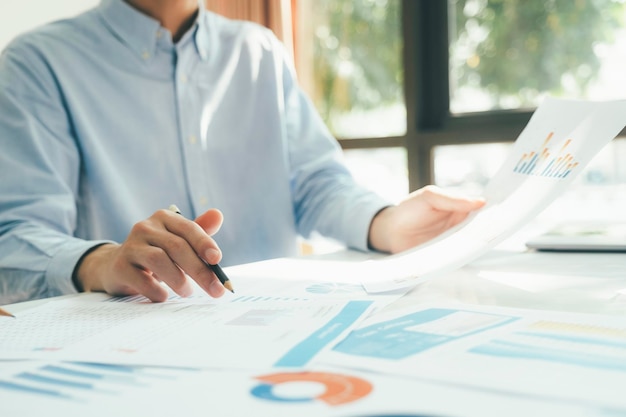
left=294, top=0, right=405, bottom=140
left=293, top=0, right=626, bottom=198
left=294, top=0, right=408, bottom=206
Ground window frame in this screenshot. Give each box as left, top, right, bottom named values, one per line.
left=335, top=1, right=625, bottom=190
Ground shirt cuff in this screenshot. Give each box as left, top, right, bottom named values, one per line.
left=45, top=239, right=113, bottom=295
left=342, top=194, right=393, bottom=252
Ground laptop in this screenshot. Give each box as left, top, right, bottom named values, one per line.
left=526, top=221, right=626, bottom=252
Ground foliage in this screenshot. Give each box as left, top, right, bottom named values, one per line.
left=311, top=0, right=403, bottom=125
left=450, top=0, right=626, bottom=108
left=310, top=0, right=625, bottom=127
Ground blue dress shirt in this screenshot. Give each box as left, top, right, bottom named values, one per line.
left=0, top=0, right=390, bottom=303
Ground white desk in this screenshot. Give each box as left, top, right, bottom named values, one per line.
left=397, top=248, right=626, bottom=315
left=280, top=243, right=626, bottom=317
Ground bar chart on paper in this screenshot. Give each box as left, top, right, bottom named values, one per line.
left=0, top=361, right=195, bottom=403
left=319, top=303, right=626, bottom=410
left=513, top=132, right=580, bottom=178
left=328, top=306, right=626, bottom=372
left=469, top=319, right=626, bottom=371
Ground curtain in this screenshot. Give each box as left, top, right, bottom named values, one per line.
left=205, top=0, right=294, bottom=59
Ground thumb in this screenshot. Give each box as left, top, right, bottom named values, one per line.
left=195, top=208, right=223, bottom=236
left=421, top=188, right=485, bottom=212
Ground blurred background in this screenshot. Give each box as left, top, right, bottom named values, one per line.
left=4, top=0, right=626, bottom=251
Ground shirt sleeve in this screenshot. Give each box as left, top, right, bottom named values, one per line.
left=0, top=42, right=109, bottom=304
left=275, top=36, right=393, bottom=251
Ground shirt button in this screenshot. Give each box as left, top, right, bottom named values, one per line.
left=180, top=74, right=188, bottom=83
left=156, top=30, right=163, bottom=39
left=141, top=50, right=150, bottom=60
left=189, top=135, right=197, bottom=144
left=199, top=197, right=208, bottom=206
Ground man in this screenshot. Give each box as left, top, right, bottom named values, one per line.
left=0, top=0, right=484, bottom=304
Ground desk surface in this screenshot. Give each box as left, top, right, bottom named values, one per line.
left=3, top=245, right=626, bottom=417
left=398, top=248, right=626, bottom=315
left=7, top=247, right=626, bottom=316
left=279, top=245, right=626, bottom=317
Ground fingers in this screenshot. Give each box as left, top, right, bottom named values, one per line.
left=444, top=210, right=474, bottom=229
left=418, top=185, right=485, bottom=212
left=148, top=220, right=224, bottom=298
left=120, top=268, right=170, bottom=303
left=127, top=242, right=193, bottom=297
left=163, top=208, right=222, bottom=265
left=195, top=208, right=223, bottom=236
left=370, top=186, right=486, bottom=254
left=151, top=208, right=225, bottom=297
left=98, top=208, right=227, bottom=301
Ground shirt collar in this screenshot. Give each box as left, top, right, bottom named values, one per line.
left=98, top=0, right=209, bottom=62
left=194, top=3, right=210, bottom=61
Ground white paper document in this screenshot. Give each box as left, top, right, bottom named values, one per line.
left=225, top=256, right=408, bottom=302
left=0, top=360, right=615, bottom=417
left=0, top=292, right=374, bottom=369
left=359, top=97, right=626, bottom=292
left=318, top=302, right=626, bottom=410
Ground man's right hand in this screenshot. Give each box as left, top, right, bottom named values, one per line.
left=75, top=208, right=226, bottom=302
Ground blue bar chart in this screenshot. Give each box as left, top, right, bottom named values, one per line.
left=0, top=361, right=192, bottom=402
left=513, top=132, right=580, bottom=178
left=469, top=319, right=626, bottom=372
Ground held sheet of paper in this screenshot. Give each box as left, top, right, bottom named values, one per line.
left=0, top=281, right=389, bottom=368
left=359, top=97, right=626, bottom=292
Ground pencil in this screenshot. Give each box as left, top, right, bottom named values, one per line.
left=168, top=204, right=234, bottom=293
left=0, top=307, right=15, bottom=318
